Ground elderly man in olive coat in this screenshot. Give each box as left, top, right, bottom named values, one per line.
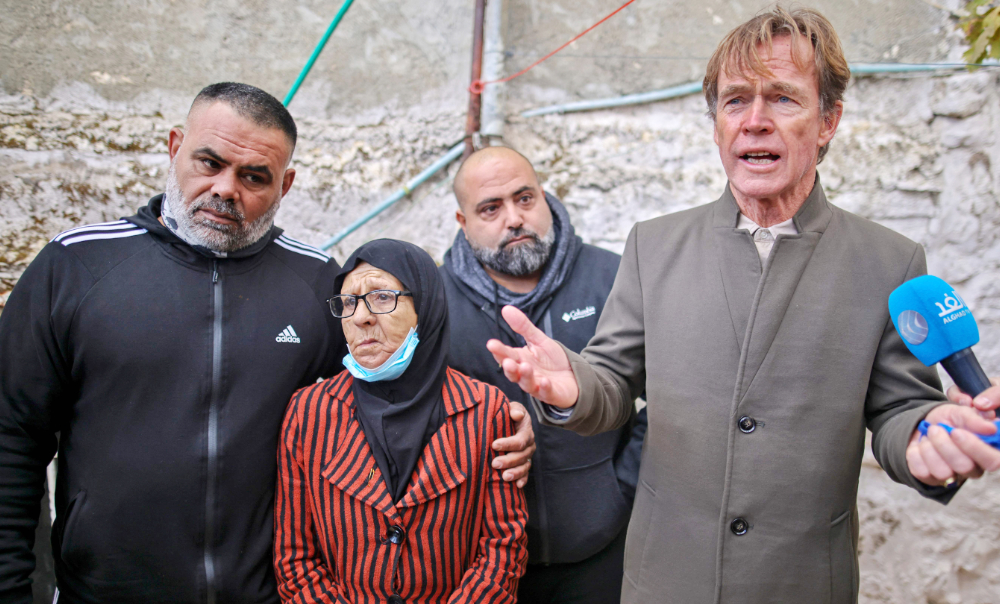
left=485, top=7, right=1000, bottom=604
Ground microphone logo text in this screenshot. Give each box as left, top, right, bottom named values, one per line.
left=936, top=291, right=969, bottom=324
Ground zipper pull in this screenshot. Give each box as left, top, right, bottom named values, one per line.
left=212, top=262, right=219, bottom=284
left=368, top=467, right=375, bottom=484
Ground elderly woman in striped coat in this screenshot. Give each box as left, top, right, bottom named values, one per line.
left=275, top=239, right=528, bottom=604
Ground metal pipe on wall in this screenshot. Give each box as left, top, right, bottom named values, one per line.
left=282, top=0, right=357, bottom=106
left=519, top=63, right=984, bottom=118
left=319, top=142, right=467, bottom=250
left=463, top=0, right=488, bottom=158
left=521, top=81, right=703, bottom=118
left=480, top=0, right=506, bottom=140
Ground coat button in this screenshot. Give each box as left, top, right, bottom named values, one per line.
left=388, top=595, right=405, bottom=604
left=738, top=416, right=756, bottom=434
left=388, top=525, right=406, bottom=545
left=730, top=517, right=749, bottom=536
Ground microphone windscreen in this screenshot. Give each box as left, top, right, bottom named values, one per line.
left=888, top=275, right=979, bottom=366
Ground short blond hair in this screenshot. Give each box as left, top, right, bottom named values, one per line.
left=703, top=5, right=850, bottom=161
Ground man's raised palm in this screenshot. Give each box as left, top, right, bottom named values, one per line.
left=485, top=305, right=580, bottom=408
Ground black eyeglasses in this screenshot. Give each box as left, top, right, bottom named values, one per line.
left=328, top=290, right=413, bottom=318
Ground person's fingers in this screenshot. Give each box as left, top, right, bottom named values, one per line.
left=492, top=412, right=532, bottom=454
left=505, top=459, right=532, bottom=486
left=491, top=434, right=526, bottom=453
left=510, top=401, right=531, bottom=434
left=515, top=360, right=540, bottom=395
left=918, top=431, right=956, bottom=483
left=944, top=405, right=998, bottom=435
left=972, top=384, right=1000, bottom=414
left=494, top=446, right=534, bottom=472
left=501, top=305, right=551, bottom=347
left=499, top=357, right=523, bottom=385
left=493, top=442, right=535, bottom=464
left=926, top=424, right=976, bottom=477
left=906, top=434, right=932, bottom=483
left=500, top=358, right=543, bottom=398
left=533, top=374, right=554, bottom=403
left=486, top=338, right=524, bottom=366
left=947, top=384, right=973, bottom=406
left=926, top=404, right=995, bottom=434
left=951, top=428, right=1000, bottom=474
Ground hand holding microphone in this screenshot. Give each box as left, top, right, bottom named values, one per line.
left=889, top=275, right=1000, bottom=487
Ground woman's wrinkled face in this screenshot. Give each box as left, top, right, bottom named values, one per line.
left=341, top=262, right=418, bottom=369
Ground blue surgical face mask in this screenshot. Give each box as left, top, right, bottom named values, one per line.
left=343, top=327, right=419, bottom=382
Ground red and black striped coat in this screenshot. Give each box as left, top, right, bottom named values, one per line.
left=275, top=368, right=528, bottom=604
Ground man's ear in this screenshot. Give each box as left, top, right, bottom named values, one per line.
left=456, top=208, right=467, bottom=231
left=818, top=100, right=844, bottom=147
left=168, top=127, right=184, bottom=162
left=280, top=168, right=296, bottom=198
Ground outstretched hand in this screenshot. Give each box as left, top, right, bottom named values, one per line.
left=485, top=306, right=580, bottom=408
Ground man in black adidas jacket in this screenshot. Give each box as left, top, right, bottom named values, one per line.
left=442, top=147, right=647, bottom=604
left=0, top=83, right=535, bottom=604
left=0, top=83, right=343, bottom=603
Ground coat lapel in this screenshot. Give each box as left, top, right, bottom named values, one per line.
left=320, top=390, right=399, bottom=521
left=736, top=177, right=833, bottom=402
left=396, top=423, right=468, bottom=509
left=396, top=370, right=475, bottom=509
left=713, top=187, right=762, bottom=352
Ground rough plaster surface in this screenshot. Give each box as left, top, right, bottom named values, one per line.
left=2, top=1, right=1000, bottom=602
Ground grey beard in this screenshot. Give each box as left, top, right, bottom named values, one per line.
left=163, top=164, right=279, bottom=253
left=468, top=226, right=556, bottom=277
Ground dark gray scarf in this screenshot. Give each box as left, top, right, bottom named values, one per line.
left=444, top=192, right=582, bottom=319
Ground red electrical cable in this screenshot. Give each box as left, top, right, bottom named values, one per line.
left=469, top=0, right=638, bottom=94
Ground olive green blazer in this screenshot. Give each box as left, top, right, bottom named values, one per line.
left=536, top=178, right=950, bottom=604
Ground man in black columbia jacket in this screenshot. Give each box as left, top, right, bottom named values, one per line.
left=442, top=146, right=647, bottom=604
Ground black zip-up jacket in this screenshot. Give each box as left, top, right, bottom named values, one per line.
left=0, top=195, right=345, bottom=603
left=441, top=243, right=647, bottom=565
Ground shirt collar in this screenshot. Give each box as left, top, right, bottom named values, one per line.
left=737, top=213, right=798, bottom=237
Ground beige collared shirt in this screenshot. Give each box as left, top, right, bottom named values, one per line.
left=737, top=214, right=798, bottom=263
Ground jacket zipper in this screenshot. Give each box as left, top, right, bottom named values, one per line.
left=533, top=309, right=555, bottom=563
left=484, top=301, right=554, bottom=563
left=204, top=262, right=222, bottom=604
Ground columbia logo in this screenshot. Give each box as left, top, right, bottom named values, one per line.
left=276, top=325, right=301, bottom=344
left=562, top=306, right=596, bottom=322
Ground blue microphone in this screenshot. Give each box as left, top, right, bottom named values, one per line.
left=889, top=275, right=998, bottom=449
left=888, top=275, right=991, bottom=397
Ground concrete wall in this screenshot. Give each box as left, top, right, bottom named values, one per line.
left=3, top=0, right=999, bottom=602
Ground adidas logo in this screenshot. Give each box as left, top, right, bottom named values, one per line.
left=275, top=325, right=301, bottom=344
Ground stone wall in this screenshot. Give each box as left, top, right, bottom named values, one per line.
left=2, top=0, right=1000, bottom=602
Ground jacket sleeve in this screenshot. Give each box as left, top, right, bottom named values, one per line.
left=447, top=394, right=528, bottom=604
left=274, top=396, right=349, bottom=604
left=0, top=245, right=80, bottom=603
left=865, top=244, right=953, bottom=503
left=530, top=224, right=646, bottom=436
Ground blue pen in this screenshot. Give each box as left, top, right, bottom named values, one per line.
left=918, top=419, right=1000, bottom=449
